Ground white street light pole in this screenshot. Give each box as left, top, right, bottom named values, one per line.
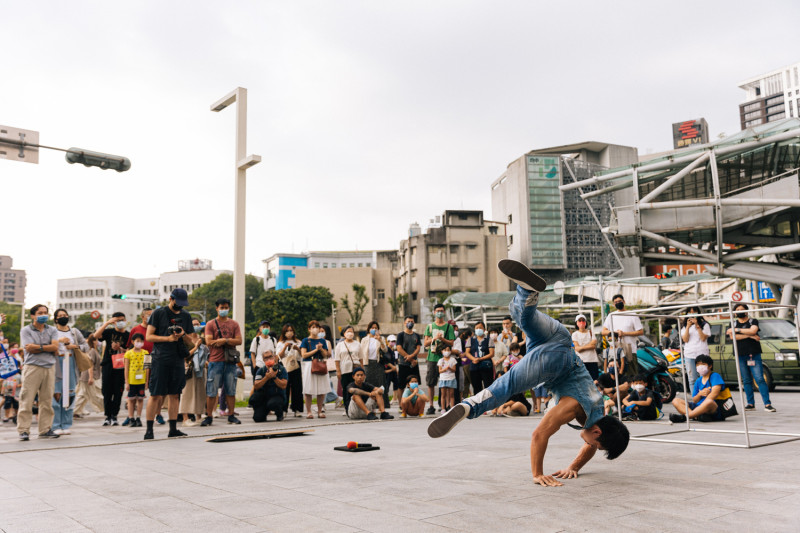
left=211, top=88, right=261, bottom=358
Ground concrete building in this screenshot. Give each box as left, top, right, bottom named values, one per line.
left=397, top=210, right=509, bottom=321
left=738, top=61, right=800, bottom=129
left=263, top=251, right=389, bottom=291
left=0, top=255, right=26, bottom=304
left=491, top=142, right=639, bottom=283
left=158, top=259, right=232, bottom=301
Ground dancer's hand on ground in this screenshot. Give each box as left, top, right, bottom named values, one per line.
left=552, top=469, right=578, bottom=479
left=532, top=474, right=563, bottom=487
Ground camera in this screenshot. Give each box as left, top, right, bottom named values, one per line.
left=167, top=325, right=183, bottom=336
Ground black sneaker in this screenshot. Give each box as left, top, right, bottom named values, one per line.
left=134, top=418, right=142, bottom=427
left=188, top=414, right=196, bottom=422
left=121, top=417, right=131, bottom=427
left=765, top=405, right=777, bottom=413
left=497, top=259, right=547, bottom=292
left=366, top=412, right=378, bottom=420
left=200, top=416, right=213, bottom=427
left=380, top=412, right=394, bottom=420
left=156, top=414, right=165, bottom=425
left=745, top=404, right=755, bottom=411
left=228, top=415, right=241, bottom=425
left=426, top=406, right=436, bottom=416
left=38, top=429, right=60, bottom=439
left=143, top=430, right=154, bottom=440
left=12, top=416, right=17, bottom=425
left=669, top=413, right=687, bottom=424
left=102, top=417, right=112, bottom=426
left=168, top=429, right=188, bottom=438
left=428, top=403, right=469, bottom=438
left=697, top=414, right=715, bottom=423
left=111, top=418, right=119, bottom=426
left=19, top=432, right=29, bottom=441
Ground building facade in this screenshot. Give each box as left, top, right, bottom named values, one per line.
left=738, top=61, right=800, bottom=129
left=396, top=210, right=509, bottom=320
left=263, top=251, right=389, bottom=291
left=0, top=255, right=26, bottom=304
left=491, top=142, right=639, bottom=284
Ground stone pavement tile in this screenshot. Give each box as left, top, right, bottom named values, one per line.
left=244, top=511, right=362, bottom=533
left=311, top=505, right=454, bottom=533
left=121, top=495, right=265, bottom=532
left=424, top=509, right=561, bottom=533
left=699, top=493, right=800, bottom=516
left=196, top=494, right=290, bottom=519
left=66, top=510, right=174, bottom=533
left=356, top=495, right=460, bottom=520
left=711, top=509, right=798, bottom=532
left=0, top=510, right=91, bottom=533
left=614, top=508, right=732, bottom=531
left=0, top=495, right=54, bottom=518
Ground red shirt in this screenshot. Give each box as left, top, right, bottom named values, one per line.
left=204, top=318, right=242, bottom=363
left=127, top=323, right=154, bottom=353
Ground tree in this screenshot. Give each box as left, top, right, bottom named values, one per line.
left=340, top=284, right=370, bottom=327
left=0, top=302, right=24, bottom=345
left=186, top=273, right=266, bottom=325
left=73, top=312, right=99, bottom=335
left=251, top=286, right=334, bottom=339
left=388, top=293, right=408, bottom=321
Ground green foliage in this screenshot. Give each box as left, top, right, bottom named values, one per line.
left=388, top=293, right=408, bottom=320
left=340, top=284, right=370, bottom=326
left=73, top=312, right=99, bottom=334
left=251, top=286, right=334, bottom=339
left=186, top=273, right=265, bottom=324
left=0, top=302, right=24, bottom=345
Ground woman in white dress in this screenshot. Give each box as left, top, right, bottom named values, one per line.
left=300, top=320, right=330, bottom=419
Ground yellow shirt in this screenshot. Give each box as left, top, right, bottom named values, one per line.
left=124, top=349, right=149, bottom=385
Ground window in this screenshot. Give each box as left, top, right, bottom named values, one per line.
left=60, top=291, right=64, bottom=298
left=314, top=263, right=320, bottom=268
left=686, top=269, right=695, bottom=275
left=466, top=243, right=477, bottom=250
left=365, top=263, right=371, bottom=267
left=669, top=269, right=678, bottom=276
left=323, top=263, right=328, bottom=268
left=488, top=226, right=498, bottom=235
left=458, top=214, right=468, bottom=220
left=86, top=289, right=93, bottom=297
left=429, top=268, right=446, bottom=276
left=411, top=292, right=417, bottom=301
left=708, top=324, right=723, bottom=345
left=468, top=267, right=478, bottom=273
left=349, top=263, right=355, bottom=268
left=377, top=289, right=385, bottom=299
left=76, top=290, right=83, bottom=297
left=450, top=268, right=460, bottom=275
left=358, top=263, right=363, bottom=267
left=508, top=214, right=512, bottom=224
left=450, top=245, right=458, bottom=253
left=509, top=235, right=514, bottom=245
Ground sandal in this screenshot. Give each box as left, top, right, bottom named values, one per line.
left=306, top=413, right=314, bottom=419
left=318, top=412, right=326, bottom=419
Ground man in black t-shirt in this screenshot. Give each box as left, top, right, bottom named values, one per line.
left=144, top=288, right=197, bottom=440
left=93, top=312, right=130, bottom=426
left=396, top=316, right=422, bottom=394
left=346, top=367, right=394, bottom=420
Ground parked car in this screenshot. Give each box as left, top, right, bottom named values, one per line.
left=705, top=318, right=799, bottom=391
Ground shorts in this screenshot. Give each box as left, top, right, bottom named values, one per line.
left=149, top=357, right=186, bottom=397
left=348, top=397, right=378, bottom=419
left=426, top=360, right=440, bottom=387
left=534, top=385, right=548, bottom=397
left=688, top=400, right=726, bottom=421
left=207, top=361, right=237, bottom=397
left=385, top=371, right=399, bottom=389
left=3, top=396, right=19, bottom=410
left=438, top=379, right=456, bottom=389
left=127, top=384, right=145, bottom=399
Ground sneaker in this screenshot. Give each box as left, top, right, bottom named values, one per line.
left=121, top=417, right=131, bottom=427
left=745, top=404, right=755, bottom=411
left=697, top=414, right=715, bottom=423
left=143, top=430, right=154, bottom=440
left=19, top=432, right=29, bottom=441
left=400, top=413, right=407, bottom=418
left=276, top=414, right=284, bottom=422
left=38, top=429, right=60, bottom=439
left=182, top=419, right=198, bottom=427
left=497, top=259, right=547, bottom=292
left=12, top=416, right=17, bottom=425
left=188, top=414, right=197, bottom=422
left=63, top=429, right=71, bottom=435
left=133, top=418, right=142, bottom=427
left=669, top=413, right=687, bottom=424
left=53, top=429, right=64, bottom=435
left=102, top=417, right=112, bottom=426
left=765, top=405, right=777, bottom=412
left=227, top=415, right=241, bottom=425
left=366, top=413, right=378, bottom=420
left=426, top=406, right=436, bottom=416
left=200, top=416, right=213, bottom=427
left=111, top=418, right=119, bottom=426
left=428, top=403, right=469, bottom=438
left=168, top=429, right=188, bottom=438
left=380, top=412, right=394, bottom=420
left=156, top=414, right=165, bottom=425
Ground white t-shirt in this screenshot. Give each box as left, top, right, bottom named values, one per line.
left=335, top=340, right=363, bottom=374
left=680, top=323, right=711, bottom=359
left=603, top=312, right=643, bottom=350
left=250, top=335, right=277, bottom=368
left=437, top=356, right=457, bottom=380
left=367, top=338, right=379, bottom=361
left=56, top=328, right=75, bottom=356
left=452, top=337, right=462, bottom=353
left=572, top=330, right=598, bottom=364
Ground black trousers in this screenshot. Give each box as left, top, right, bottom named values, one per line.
left=584, top=362, right=600, bottom=381
left=101, top=365, right=125, bottom=418
left=283, top=368, right=303, bottom=413
left=252, top=393, right=284, bottom=422
left=470, top=367, right=495, bottom=395
left=340, top=372, right=354, bottom=413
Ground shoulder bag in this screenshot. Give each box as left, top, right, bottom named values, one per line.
left=71, top=328, right=93, bottom=373
left=214, top=319, right=241, bottom=364
left=282, top=341, right=300, bottom=373
left=311, top=339, right=328, bottom=375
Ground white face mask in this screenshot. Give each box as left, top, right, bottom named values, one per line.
left=442, top=351, right=451, bottom=358
left=345, top=331, right=354, bottom=340
left=489, top=333, right=497, bottom=340
left=696, top=365, right=710, bottom=376
left=633, top=384, right=645, bottom=392
left=318, top=331, right=326, bottom=339
left=511, top=351, right=520, bottom=357
left=134, top=341, right=144, bottom=350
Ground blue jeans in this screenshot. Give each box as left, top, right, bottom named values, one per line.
left=685, top=357, right=699, bottom=392
left=463, top=286, right=603, bottom=428
left=207, top=361, right=238, bottom=397
left=738, top=354, right=771, bottom=406
left=52, top=395, right=75, bottom=431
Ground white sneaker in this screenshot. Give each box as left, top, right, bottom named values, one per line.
left=53, top=429, right=64, bottom=435
left=62, top=429, right=71, bottom=435
left=427, top=403, right=469, bottom=438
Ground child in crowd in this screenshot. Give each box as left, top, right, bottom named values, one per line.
left=437, top=348, right=457, bottom=411
left=384, top=335, right=401, bottom=405
left=2, top=374, right=19, bottom=424
left=492, top=392, right=531, bottom=417
left=400, top=376, right=429, bottom=417
left=504, top=342, right=522, bottom=372
left=123, top=333, right=149, bottom=428
left=533, top=384, right=550, bottom=414
left=621, top=374, right=658, bottom=421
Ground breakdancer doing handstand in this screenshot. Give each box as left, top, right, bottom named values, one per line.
left=428, top=259, right=629, bottom=487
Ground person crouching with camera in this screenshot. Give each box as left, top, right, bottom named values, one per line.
left=249, top=351, right=288, bottom=422
left=143, top=288, right=197, bottom=440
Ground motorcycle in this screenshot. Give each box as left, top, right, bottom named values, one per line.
left=633, top=336, right=678, bottom=404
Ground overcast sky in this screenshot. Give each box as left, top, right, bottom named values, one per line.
left=2, top=0, right=798, bottom=307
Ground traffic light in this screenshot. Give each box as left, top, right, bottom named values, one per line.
left=65, top=148, right=131, bottom=172
left=111, top=294, right=127, bottom=300
left=654, top=272, right=674, bottom=279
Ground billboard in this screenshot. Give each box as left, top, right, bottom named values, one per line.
left=672, top=118, right=709, bottom=149
left=527, top=155, right=566, bottom=268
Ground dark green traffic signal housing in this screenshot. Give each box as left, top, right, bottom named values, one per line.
left=65, top=148, right=131, bottom=172
left=111, top=294, right=127, bottom=299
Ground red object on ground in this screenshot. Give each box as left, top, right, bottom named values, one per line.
left=347, top=441, right=357, bottom=449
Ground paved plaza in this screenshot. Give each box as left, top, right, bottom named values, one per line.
left=1, top=389, right=799, bottom=533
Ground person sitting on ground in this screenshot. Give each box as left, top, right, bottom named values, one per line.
left=621, top=374, right=658, bottom=421
left=250, top=351, right=288, bottom=422
left=670, top=354, right=737, bottom=423
left=400, top=375, right=429, bottom=417
left=596, top=372, right=630, bottom=416
left=346, top=367, right=394, bottom=420
left=492, top=392, right=531, bottom=417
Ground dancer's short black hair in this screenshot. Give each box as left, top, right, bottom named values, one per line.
left=595, top=415, right=630, bottom=460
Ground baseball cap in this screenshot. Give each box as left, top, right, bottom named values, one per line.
left=170, top=288, right=189, bottom=307
left=387, top=334, right=397, bottom=342
left=260, top=320, right=270, bottom=326
left=575, top=314, right=587, bottom=323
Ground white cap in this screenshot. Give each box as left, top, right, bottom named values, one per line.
left=387, top=334, right=397, bottom=342
left=575, top=314, right=587, bottom=323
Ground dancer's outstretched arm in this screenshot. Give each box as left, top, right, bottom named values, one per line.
left=529, top=397, right=582, bottom=487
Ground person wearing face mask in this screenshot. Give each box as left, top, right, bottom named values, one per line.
left=180, top=319, right=209, bottom=427
left=489, top=327, right=508, bottom=377
left=17, top=304, right=61, bottom=441
left=572, top=315, right=599, bottom=381
left=94, top=311, right=130, bottom=426
left=360, top=320, right=388, bottom=408
left=395, top=316, right=422, bottom=397
left=621, top=374, right=657, bottom=421
left=465, top=321, right=495, bottom=396
left=250, top=351, right=288, bottom=422
left=680, top=307, right=711, bottom=392
left=277, top=324, right=303, bottom=417
left=423, top=304, right=456, bottom=415
left=601, top=295, right=644, bottom=364
left=670, top=355, right=737, bottom=423
left=122, top=333, right=149, bottom=428
left=74, top=336, right=104, bottom=418
left=726, top=304, right=775, bottom=413
left=334, top=325, right=365, bottom=415
left=250, top=320, right=276, bottom=381
left=300, top=320, right=330, bottom=419
left=384, top=335, right=401, bottom=405
left=202, top=298, right=244, bottom=427
left=51, top=308, right=88, bottom=435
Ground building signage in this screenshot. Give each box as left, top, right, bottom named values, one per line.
left=672, top=118, right=709, bottom=149
left=750, top=281, right=776, bottom=303
left=527, top=156, right=566, bottom=268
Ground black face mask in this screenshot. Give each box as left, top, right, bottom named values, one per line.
left=614, top=301, right=625, bottom=310
left=406, top=322, right=414, bottom=329
left=56, top=317, right=70, bottom=326
left=736, top=312, right=746, bottom=318
left=173, top=305, right=183, bottom=311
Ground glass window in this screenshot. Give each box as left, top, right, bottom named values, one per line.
left=314, top=263, right=320, bottom=268
left=377, top=289, right=385, bottom=299
left=358, top=263, right=363, bottom=267
left=323, top=263, right=328, bottom=268
left=686, top=269, right=695, bottom=275
left=365, top=263, right=371, bottom=267
left=350, top=263, right=355, bottom=268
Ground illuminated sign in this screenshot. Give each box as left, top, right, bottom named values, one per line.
left=672, top=118, right=709, bottom=149
left=527, top=156, right=566, bottom=268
